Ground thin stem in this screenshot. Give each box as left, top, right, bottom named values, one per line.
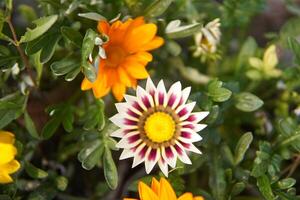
left=7, top=18, right=36, bottom=87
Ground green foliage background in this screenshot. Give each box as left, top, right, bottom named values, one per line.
left=1, top=0, right=300, bottom=199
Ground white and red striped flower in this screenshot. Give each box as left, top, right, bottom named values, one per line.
left=109, top=78, right=209, bottom=176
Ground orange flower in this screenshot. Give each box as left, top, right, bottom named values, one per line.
left=81, top=17, right=164, bottom=101
left=124, top=177, right=204, bottom=200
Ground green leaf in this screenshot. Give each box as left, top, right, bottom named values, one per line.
left=277, top=178, right=296, bottom=190
left=20, top=15, right=58, bottom=43
left=234, top=132, right=253, bottom=165
left=41, top=116, right=61, bottom=140
left=78, top=140, right=104, bottom=170
left=166, top=20, right=202, bottom=39
left=0, top=56, right=19, bottom=70
left=25, top=161, right=48, bottom=179
left=103, top=147, right=118, bottom=190
left=287, top=37, right=300, bottom=65
left=51, top=58, right=80, bottom=76
left=207, top=79, right=232, bottom=102
left=235, top=92, right=263, bottom=112
left=78, top=12, right=106, bottom=21
left=55, top=176, right=68, bottom=191
left=277, top=118, right=300, bottom=152
left=236, top=37, right=257, bottom=75
left=31, top=51, right=43, bottom=85
left=251, top=142, right=272, bottom=177
left=82, top=99, right=106, bottom=131
left=81, top=29, right=97, bottom=82
left=61, top=26, right=83, bottom=48
left=18, top=4, right=37, bottom=22
left=0, top=93, right=27, bottom=129
left=257, top=175, right=275, bottom=200
left=40, top=35, right=61, bottom=63
left=231, top=182, right=246, bottom=196
left=24, top=111, right=40, bottom=140
left=145, top=0, right=173, bottom=18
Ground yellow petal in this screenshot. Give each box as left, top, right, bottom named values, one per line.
left=0, top=144, right=17, bottom=165
left=159, top=178, right=177, bottom=200
left=151, top=177, right=160, bottom=195
left=138, top=181, right=159, bottom=200
left=249, top=57, right=263, bottom=69
left=0, top=172, right=13, bottom=184
left=1, top=160, right=20, bottom=174
left=263, top=45, right=278, bottom=69
left=81, top=78, right=93, bottom=90
left=0, top=131, right=15, bottom=144
left=178, top=193, right=193, bottom=200
left=112, top=83, right=126, bottom=102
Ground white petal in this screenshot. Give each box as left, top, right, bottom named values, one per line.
left=179, top=128, right=202, bottom=142
left=145, top=148, right=160, bottom=174
left=136, top=86, right=154, bottom=109
left=158, top=158, right=169, bottom=177
left=116, top=134, right=141, bottom=149
left=155, top=80, right=167, bottom=107
left=181, top=142, right=202, bottom=154
left=180, top=87, right=191, bottom=106
left=120, top=149, right=134, bottom=160
left=174, top=142, right=192, bottom=165
left=124, top=94, right=143, bottom=115
left=189, top=112, right=209, bottom=123
left=110, top=129, right=125, bottom=138
left=146, top=77, right=157, bottom=94
left=161, top=146, right=177, bottom=168
left=167, top=81, right=182, bottom=109
left=109, top=114, right=124, bottom=127
left=194, top=124, right=207, bottom=132
left=176, top=102, right=196, bottom=121
left=132, top=143, right=147, bottom=168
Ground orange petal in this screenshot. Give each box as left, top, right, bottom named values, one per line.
left=127, top=52, right=153, bottom=65
left=139, top=37, right=164, bottom=52
left=138, top=181, right=159, bottom=200
left=124, top=61, right=149, bottom=79
left=109, top=20, right=131, bottom=44
left=125, top=17, right=145, bottom=36
left=159, top=178, right=177, bottom=200
left=112, top=82, right=126, bottom=102
left=118, top=66, right=132, bottom=87
left=81, top=78, right=93, bottom=90
left=151, top=177, right=160, bottom=195
left=123, top=198, right=139, bottom=200
left=178, top=193, right=194, bottom=200
left=97, top=20, right=110, bottom=34
left=0, top=131, right=15, bottom=144
left=124, top=24, right=158, bottom=53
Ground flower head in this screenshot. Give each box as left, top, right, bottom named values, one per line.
left=81, top=17, right=164, bottom=101
left=193, top=18, right=221, bottom=58
left=247, top=45, right=281, bottom=80
left=0, top=131, right=20, bottom=184
left=124, top=177, right=204, bottom=200
left=110, top=78, right=209, bottom=176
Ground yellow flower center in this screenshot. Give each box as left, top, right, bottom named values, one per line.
left=106, top=46, right=127, bottom=67
left=144, top=112, right=175, bottom=143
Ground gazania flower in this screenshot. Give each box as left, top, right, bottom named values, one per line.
left=0, top=131, right=20, bottom=184
left=193, top=18, right=221, bottom=58
left=81, top=17, right=164, bottom=101
left=124, top=177, right=204, bottom=200
left=110, top=78, right=209, bottom=176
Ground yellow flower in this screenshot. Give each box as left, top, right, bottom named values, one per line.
left=0, top=131, right=20, bottom=184
left=124, top=177, right=204, bottom=200
left=81, top=17, right=164, bottom=101
left=247, top=45, right=282, bottom=80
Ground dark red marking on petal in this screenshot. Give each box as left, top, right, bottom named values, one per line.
left=178, top=107, right=188, bottom=117
left=127, top=109, right=139, bottom=118
left=132, top=101, right=143, bottom=112
left=138, top=146, right=147, bottom=157
left=174, top=145, right=183, bottom=155
left=142, top=96, right=151, bottom=108
left=181, top=131, right=191, bottom=139
left=187, top=114, right=196, bottom=122
left=181, top=142, right=190, bottom=149
left=128, top=134, right=140, bottom=143
left=165, top=147, right=174, bottom=158
left=148, top=149, right=157, bottom=161
left=124, top=119, right=137, bottom=126
left=159, top=92, right=164, bottom=105
left=168, top=94, right=177, bottom=107
left=183, top=124, right=195, bottom=129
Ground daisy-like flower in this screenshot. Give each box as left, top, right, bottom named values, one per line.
left=0, top=131, right=20, bottom=184
left=110, top=78, right=209, bottom=176
left=193, top=18, right=221, bottom=58
left=124, top=177, right=204, bottom=200
left=81, top=17, right=164, bottom=101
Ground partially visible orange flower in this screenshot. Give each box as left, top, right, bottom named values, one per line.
left=81, top=16, right=164, bottom=101
left=124, top=177, right=204, bottom=200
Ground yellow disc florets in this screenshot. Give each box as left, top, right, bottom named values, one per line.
left=144, top=112, right=175, bottom=143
